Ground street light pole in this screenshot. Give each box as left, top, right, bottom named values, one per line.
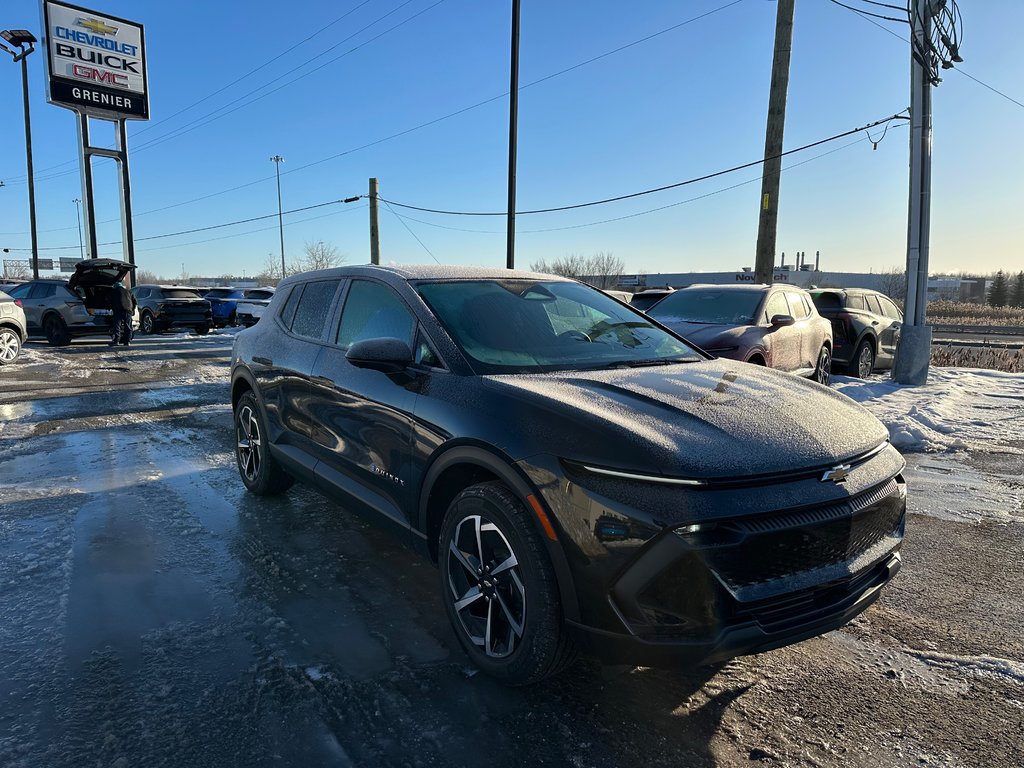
left=505, top=0, right=521, bottom=270
left=1, top=31, right=39, bottom=279
left=271, top=155, right=286, bottom=279
left=73, top=198, right=84, bottom=260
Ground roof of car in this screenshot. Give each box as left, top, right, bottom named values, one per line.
left=280, top=264, right=570, bottom=288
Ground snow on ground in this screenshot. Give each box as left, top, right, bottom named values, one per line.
left=834, top=368, right=1024, bottom=455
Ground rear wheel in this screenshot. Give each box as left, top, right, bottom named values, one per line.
left=813, top=345, right=831, bottom=386
left=141, top=311, right=155, bottom=334
left=0, top=328, right=21, bottom=364
left=234, top=391, right=294, bottom=496
left=849, top=339, right=875, bottom=379
left=44, top=314, right=71, bottom=347
left=439, top=482, right=575, bottom=685
left=195, top=324, right=210, bottom=335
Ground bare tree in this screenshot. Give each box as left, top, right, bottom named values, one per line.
left=299, top=240, right=345, bottom=273
left=2, top=259, right=30, bottom=279
left=877, top=267, right=907, bottom=302
left=530, top=252, right=623, bottom=288
left=136, top=269, right=161, bottom=285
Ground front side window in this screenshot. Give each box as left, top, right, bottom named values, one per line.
left=134, top=287, right=150, bottom=299
left=337, top=280, right=415, bottom=348
left=763, top=292, right=790, bottom=323
left=785, top=292, right=810, bottom=320
left=291, top=280, right=341, bottom=339
left=418, top=279, right=700, bottom=374
left=865, top=295, right=883, bottom=315
left=30, top=284, right=57, bottom=300
left=649, top=288, right=763, bottom=325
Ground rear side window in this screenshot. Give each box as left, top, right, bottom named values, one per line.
left=134, top=287, right=150, bottom=299
left=336, top=280, right=415, bottom=348
left=29, top=284, right=57, bottom=299
left=846, top=294, right=867, bottom=311
left=865, top=295, right=883, bottom=315
left=279, top=285, right=302, bottom=328
left=6, top=284, right=31, bottom=299
left=784, top=292, right=810, bottom=320
left=291, top=280, right=341, bottom=339
left=878, top=297, right=903, bottom=320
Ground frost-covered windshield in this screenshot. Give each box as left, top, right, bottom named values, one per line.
left=418, top=280, right=701, bottom=374
left=649, top=288, right=764, bottom=325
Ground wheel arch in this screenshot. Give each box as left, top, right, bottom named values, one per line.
left=231, top=367, right=257, bottom=411
left=0, top=320, right=26, bottom=342
left=418, top=443, right=581, bottom=623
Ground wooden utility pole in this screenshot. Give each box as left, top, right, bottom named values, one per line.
left=753, top=0, right=795, bottom=285
left=369, top=177, right=380, bottom=265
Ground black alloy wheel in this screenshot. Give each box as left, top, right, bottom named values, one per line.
left=440, top=482, right=575, bottom=685
left=141, top=311, right=155, bottom=334
left=851, top=339, right=875, bottom=379
left=44, top=315, right=71, bottom=347
left=814, top=345, right=831, bottom=386
left=0, top=327, right=21, bottom=364
left=234, top=391, right=294, bottom=495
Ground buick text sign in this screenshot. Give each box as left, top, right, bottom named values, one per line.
left=41, top=0, right=149, bottom=120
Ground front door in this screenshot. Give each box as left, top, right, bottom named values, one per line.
left=307, top=279, right=419, bottom=527
left=762, top=291, right=802, bottom=372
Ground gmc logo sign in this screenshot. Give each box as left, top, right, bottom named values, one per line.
left=72, top=64, right=128, bottom=87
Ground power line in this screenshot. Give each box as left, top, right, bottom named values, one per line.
left=4, top=197, right=363, bottom=251
left=826, top=0, right=907, bottom=24
left=383, top=201, right=440, bottom=263
left=378, top=112, right=909, bottom=216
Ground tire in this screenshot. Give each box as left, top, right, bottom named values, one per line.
left=439, top=482, right=576, bottom=685
left=44, top=314, right=71, bottom=347
left=228, top=311, right=237, bottom=327
left=849, top=338, right=875, bottom=379
left=140, top=311, right=155, bottom=334
left=813, top=345, right=831, bottom=386
left=195, top=324, right=210, bottom=335
left=234, top=391, right=294, bottom=496
left=0, top=328, right=21, bottom=364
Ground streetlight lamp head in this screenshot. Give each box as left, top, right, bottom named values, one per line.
left=0, top=30, right=37, bottom=46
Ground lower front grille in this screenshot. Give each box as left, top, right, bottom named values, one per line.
left=708, top=478, right=905, bottom=590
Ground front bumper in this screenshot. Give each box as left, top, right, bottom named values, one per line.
left=519, top=448, right=906, bottom=667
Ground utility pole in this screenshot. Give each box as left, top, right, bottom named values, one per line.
left=73, top=198, right=83, bottom=260
left=893, top=0, right=935, bottom=384
left=506, top=0, right=521, bottom=270
left=1, top=31, right=39, bottom=278
left=369, top=177, right=380, bottom=265
left=270, top=155, right=286, bottom=278
left=753, top=0, right=795, bottom=285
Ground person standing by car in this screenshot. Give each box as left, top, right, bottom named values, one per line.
left=110, top=281, right=136, bottom=346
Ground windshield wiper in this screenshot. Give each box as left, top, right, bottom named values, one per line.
left=584, top=357, right=696, bottom=371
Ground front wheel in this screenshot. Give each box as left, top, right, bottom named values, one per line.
left=440, top=482, right=575, bottom=685
left=813, top=345, right=831, bottom=386
left=234, top=391, right=294, bottom=496
left=140, top=311, right=155, bottom=334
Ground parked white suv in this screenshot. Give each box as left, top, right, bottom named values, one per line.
left=0, top=290, right=28, bottom=364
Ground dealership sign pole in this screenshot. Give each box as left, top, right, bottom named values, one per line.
left=39, top=0, right=148, bottom=276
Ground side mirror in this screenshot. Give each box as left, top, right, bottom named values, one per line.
left=770, top=314, right=796, bottom=328
left=346, top=337, right=413, bottom=373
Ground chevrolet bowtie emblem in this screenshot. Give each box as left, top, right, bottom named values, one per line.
left=821, top=464, right=852, bottom=483
left=76, top=17, right=118, bottom=36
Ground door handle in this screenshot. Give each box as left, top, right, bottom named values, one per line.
left=871, top=320, right=879, bottom=325
left=252, top=356, right=272, bottom=366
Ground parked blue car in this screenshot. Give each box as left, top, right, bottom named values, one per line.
left=202, top=287, right=247, bottom=328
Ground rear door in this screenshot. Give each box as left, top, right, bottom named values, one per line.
left=26, top=284, right=57, bottom=328
left=307, top=278, right=419, bottom=528
left=875, top=295, right=903, bottom=365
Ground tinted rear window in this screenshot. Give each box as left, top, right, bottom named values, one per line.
left=161, top=289, right=202, bottom=300
left=204, top=289, right=234, bottom=298
left=811, top=292, right=842, bottom=310
left=291, top=280, right=340, bottom=339
left=244, top=290, right=274, bottom=300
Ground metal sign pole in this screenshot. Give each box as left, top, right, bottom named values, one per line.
left=116, top=118, right=136, bottom=283
left=76, top=111, right=99, bottom=260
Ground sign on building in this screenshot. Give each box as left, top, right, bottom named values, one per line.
left=42, top=1, right=149, bottom=120
left=59, top=257, right=79, bottom=272
left=37, top=258, right=55, bottom=271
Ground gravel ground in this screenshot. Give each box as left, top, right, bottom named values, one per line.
left=1, top=333, right=1021, bottom=767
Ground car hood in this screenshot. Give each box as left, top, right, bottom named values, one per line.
left=68, top=258, right=135, bottom=290
left=482, top=359, right=887, bottom=479
left=657, top=321, right=748, bottom=349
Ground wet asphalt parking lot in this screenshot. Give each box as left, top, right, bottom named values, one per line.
left=1, top=332, right=1022, bottom=767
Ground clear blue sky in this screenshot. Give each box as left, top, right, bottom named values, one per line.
left=0, top=0, right=1021, bottom=278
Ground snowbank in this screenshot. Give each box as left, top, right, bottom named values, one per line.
left=833, top=368, right=1024, bottom=454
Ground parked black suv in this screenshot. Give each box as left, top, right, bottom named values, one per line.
left=230, top=266, right=906, bottom=684
left=133, top=285, right=213, bottom=335
left=809, top=289, right=903, bottom=377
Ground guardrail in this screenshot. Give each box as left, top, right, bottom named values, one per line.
left=930, top=324, right=1024, bottom=336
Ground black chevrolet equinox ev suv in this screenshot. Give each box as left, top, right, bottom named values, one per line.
left=230, top=265, right=906, bottom=684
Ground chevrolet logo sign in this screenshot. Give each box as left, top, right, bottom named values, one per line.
left=76, top=17, right=118, bottom=36
left=821, top=464, right=852, bottom=483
